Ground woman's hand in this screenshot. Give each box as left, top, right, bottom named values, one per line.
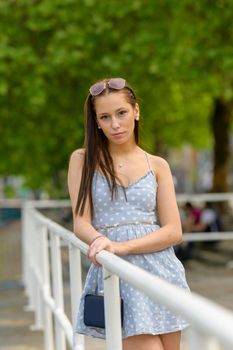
left=87, top=236, right=115, bottom=267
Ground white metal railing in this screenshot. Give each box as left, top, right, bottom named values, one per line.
left=21, top=198, right=233, bottom=350
left=0, top=198, right=23, bottom=208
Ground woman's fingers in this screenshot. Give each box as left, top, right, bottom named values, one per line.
left=87, top=237, right=114, bottom=266
left=87, top=246, right=101, bottom=266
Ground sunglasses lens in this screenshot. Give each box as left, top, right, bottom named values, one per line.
left=108, top=78, right=126, bottom=89
left=89, top=82, right=105, bottom=96
left=89, top=78, right=126, bottom=96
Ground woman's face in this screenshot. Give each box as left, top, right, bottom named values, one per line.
left=94, top=92, right=139, bottom=145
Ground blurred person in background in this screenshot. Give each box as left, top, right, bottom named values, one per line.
left=175, top=202, right=202, bottom=261
left=176, top=201, right=222, bottom=261
left=189, top=201, right=223, bottom=248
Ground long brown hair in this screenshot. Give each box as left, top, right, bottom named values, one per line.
left=75, top=79, right=139, bottom=217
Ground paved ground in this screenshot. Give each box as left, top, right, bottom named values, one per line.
left=0, top=220, right=233, bottom=349
left=0, top=287, right=43, bottom=350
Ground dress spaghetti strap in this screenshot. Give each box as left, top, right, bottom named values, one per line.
left=145, top=152, right=152, bottom=171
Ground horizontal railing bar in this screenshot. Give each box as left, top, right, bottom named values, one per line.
left=27, top=200, right=71, bottom=209
left=0, top=199, right=71, bottom=209
left=96, top=250, right=233, bottom=349
left=31, top=208, right=88, bottom=254
left=28, top=209, right=233, bottom=347
left=30, top=207, right=233, bottom=348
left=32, top=207, right=233, bottom=246
left=176, top=193, right=233, bottom=202
left=0, top=198, right=23, bottom=208
left=183, top=232, right=233, bottom=241
left=2, top=191, right=233, bottom=209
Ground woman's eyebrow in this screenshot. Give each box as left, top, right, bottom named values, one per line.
left=97, top=107, right=126, bottom=117
left=96, top=112, right=109, bottom=117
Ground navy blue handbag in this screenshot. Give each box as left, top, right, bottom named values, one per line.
left=84, top=294, right=124, bottom=328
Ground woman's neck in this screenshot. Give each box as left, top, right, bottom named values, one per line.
left=108, top=141, right=140, bottom=157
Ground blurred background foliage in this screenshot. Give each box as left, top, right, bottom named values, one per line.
left=0, top=0, right=233, bottom=196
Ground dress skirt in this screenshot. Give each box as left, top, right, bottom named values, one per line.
left=75, top=223, right=190, bottom=339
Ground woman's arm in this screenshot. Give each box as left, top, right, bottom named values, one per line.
left=67, top=149, right=96, bottom=243
left=67, top=149, right=114, bottom=265
left=112, top=156, right=183, bottom=255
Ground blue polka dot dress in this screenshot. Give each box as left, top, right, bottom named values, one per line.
left=75, top=155, right=190, bottom=339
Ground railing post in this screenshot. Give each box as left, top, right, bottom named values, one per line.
left=25, top=206, right=44, bottom=333
left=22, top=202, right=35, bottom=310
left=22, top=201, right=233, bottom=350
left=31, top=220, right=44, bottom=330
left=69, top=243, right=85, bottom=350
left=41, top=226, right=55, bottom=350
left=50, top=231, right=66, bottom=350
left=103, top=267, right=123, bottom=350
left=21, top=201, right=28, bottom=288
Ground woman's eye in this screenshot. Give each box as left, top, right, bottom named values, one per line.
left=100, top=115, right=109, bottom=120
left=119, top=110, right=127, bottom=116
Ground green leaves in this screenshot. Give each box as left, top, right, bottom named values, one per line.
left=0, top=0, right=232, bottom=195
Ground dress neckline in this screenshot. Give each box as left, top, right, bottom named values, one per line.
left=94, top=170, right=157, bottom=190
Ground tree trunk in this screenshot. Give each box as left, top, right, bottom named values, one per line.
left=211, top=98, right=233, bottom=192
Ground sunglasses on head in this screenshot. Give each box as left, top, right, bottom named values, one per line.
left=89, top=78, right=126, bottom=96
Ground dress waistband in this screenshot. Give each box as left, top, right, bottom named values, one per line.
left=95, top=220, right=157, bottom=231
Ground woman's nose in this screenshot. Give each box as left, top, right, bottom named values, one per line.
left=111, top=117, right=120, bottom=129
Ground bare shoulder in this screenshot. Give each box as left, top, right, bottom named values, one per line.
left=69, top=148, right=85, bottom=161
left=69, top=148, right=85, bottom=167
left=148, top=154, right=176, bottom=195
left=148, top=154, right=171, bottom=176
left=68, top=148, right=85, bottom=178
left=67, top=149, right=85, bottom=199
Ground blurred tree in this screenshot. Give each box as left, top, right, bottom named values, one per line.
left=0, top=0, right=232, bottom=195
left=170, top=0, right=233, bottom=191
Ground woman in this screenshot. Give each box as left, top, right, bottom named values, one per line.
left=67, top=77, right=189, bottom=350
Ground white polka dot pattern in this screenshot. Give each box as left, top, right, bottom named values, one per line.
left=75, top=171, right=190, bottom=339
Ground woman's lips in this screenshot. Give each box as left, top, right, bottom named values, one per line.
left=112, top=132, right=125, bottom=138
